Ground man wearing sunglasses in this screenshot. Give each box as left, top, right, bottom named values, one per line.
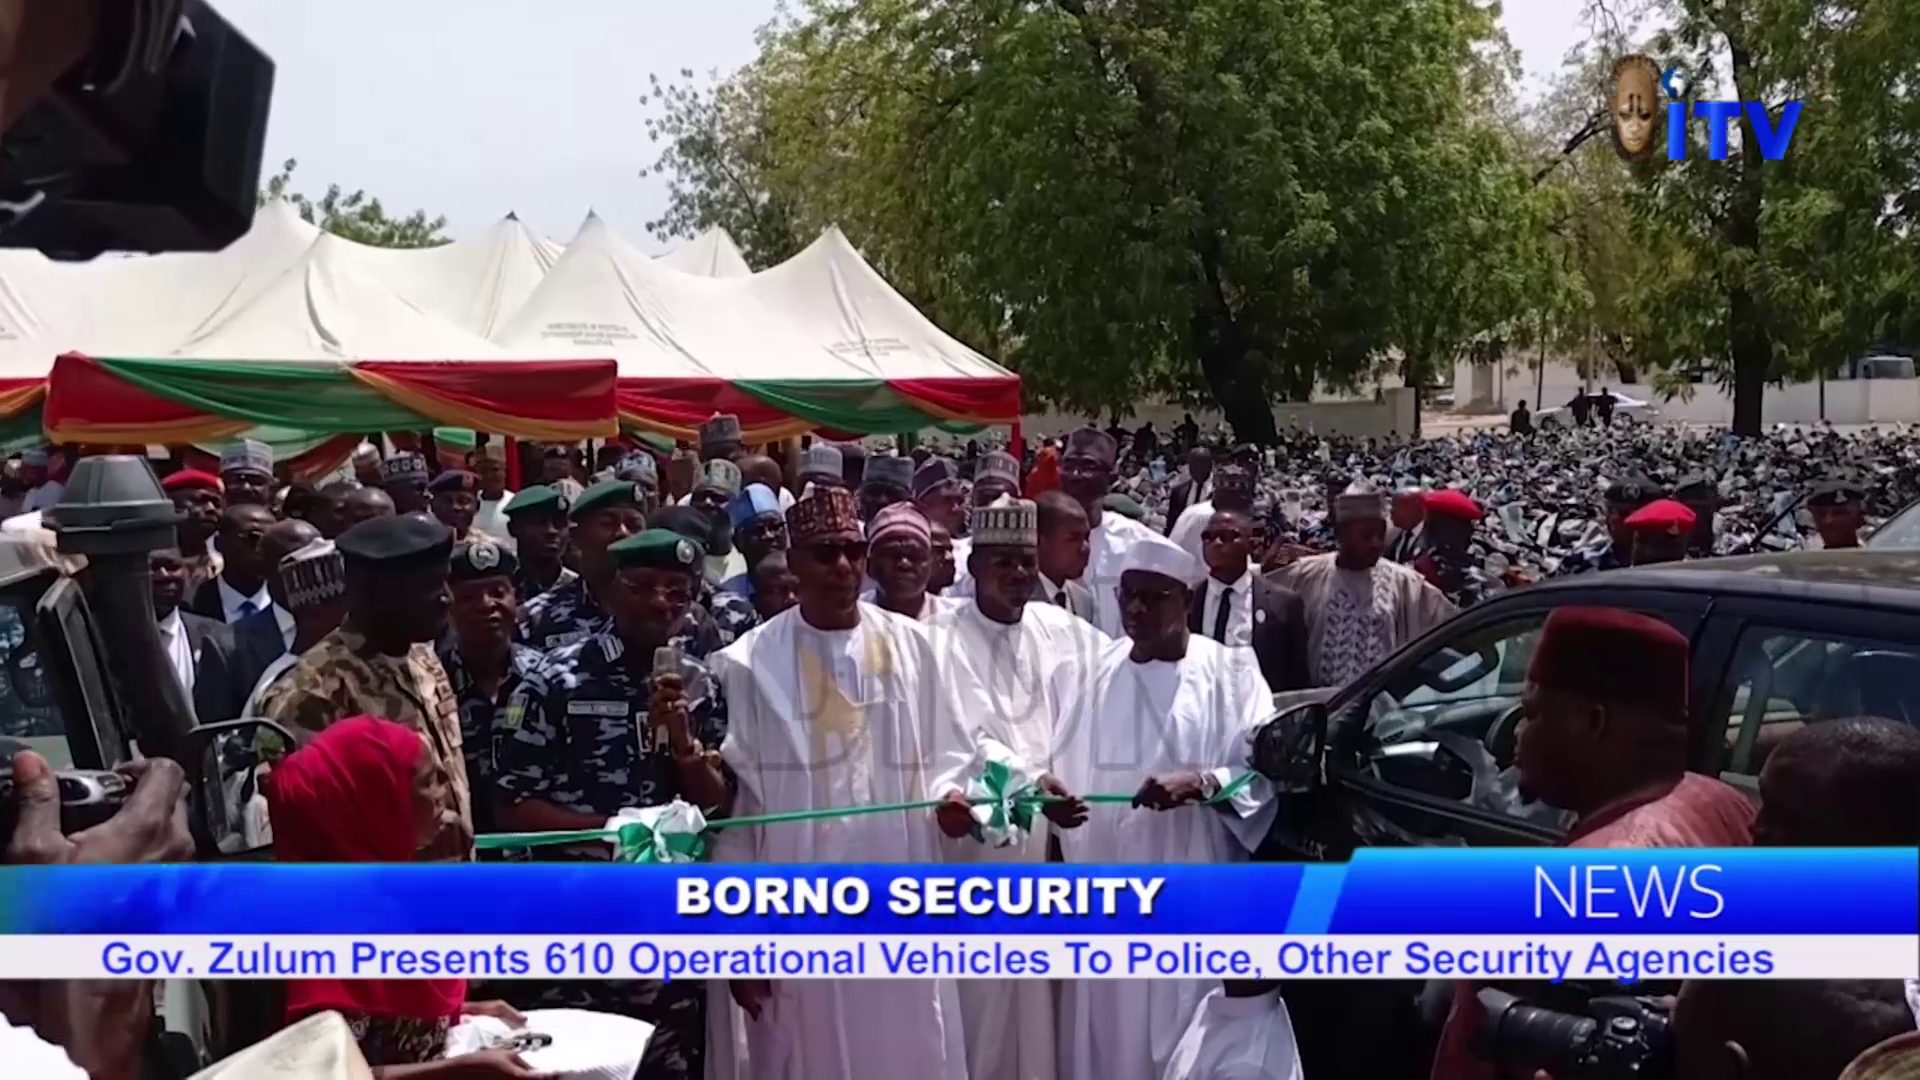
left=702, top=486, right=976, bottom=1080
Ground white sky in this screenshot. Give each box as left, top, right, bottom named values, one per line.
left=220, top=0, right=1597, bottom=246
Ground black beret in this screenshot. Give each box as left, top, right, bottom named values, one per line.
left=427, top=470, right=480, bottom=495
left=1604, top=472, right=1661, bottom=506
left=450, top=538, right=517, bottom=581
left=609, top=529, right=705, bottom=572
left=1672, top=474, right=1720, bottom=502
left=649, top=505, right=713, bottom=544
left=569, top=478, right=646, bottom=521
left=503, top=484, right=569, bottom=519
left=336, top=513, right=453, bottom=566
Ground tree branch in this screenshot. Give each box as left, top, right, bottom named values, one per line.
left=1532, top=110, right=1609, bottom=186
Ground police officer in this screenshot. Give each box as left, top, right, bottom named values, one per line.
left=1624, top=498, right=1697, bottom=566
left=516, top=478, right=646, bottom=650
left=438, top=539, right=540, bottom=838
left=1557, top=471, right=1660, bottom=575
left=502, top=485, right=578, bottom=603
left=650, top=505, right=760, bottom=654
left=1809, top=476, right=1869, bottom=550
left=493, top=529, right=728, bottom=1077
left=1673, top=473, right=1724, bottom=556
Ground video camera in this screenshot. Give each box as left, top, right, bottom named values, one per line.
left=1476, top=987, right=1673, bottom=1080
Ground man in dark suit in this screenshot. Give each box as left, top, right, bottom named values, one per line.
left=1033, top=491, right=1095, bottom=623
left=185, top=503, right=276, bottom=624
left=1189, top=507, right=1309, bottom=692
left=150, top=544, right=231, bottom=723
left=1163, top=446, right=1214, bottom=536
left=191, top=518, right=321, bottom=723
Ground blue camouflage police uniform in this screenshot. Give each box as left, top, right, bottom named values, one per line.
left=492, top=529, right=726, bottom=1079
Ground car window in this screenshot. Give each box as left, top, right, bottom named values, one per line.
left=1866, top=497, right=1920, bottom=550
left=0, top=602, right=70, bottom=767
left=1716, top=627, right=1920, bottom=785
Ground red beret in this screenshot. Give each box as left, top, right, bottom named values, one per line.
left=1529, top=606, right=1689, bottom=717
left=1423, top=489, right=1483, bottom=521
left=1624, top=498, right=1697, bottom=536
left=161, top=469, right=224, bottom=494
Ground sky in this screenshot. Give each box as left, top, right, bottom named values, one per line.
left=220, top=0, right=1601, bottom=248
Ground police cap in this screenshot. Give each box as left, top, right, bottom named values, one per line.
left=569, top=478, right=647, bottom=521
left=427, top=469, right=480, bottom=496
left=503, top=484, right=569, bottom=519
left=1808, top=477, right=1867, bottom=507
left=450, top=539, right=517, bottom=582
left=609, top=528, right=705, bottom=573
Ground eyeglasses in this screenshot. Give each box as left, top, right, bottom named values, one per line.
left=803, top=540, right=867, bottom=563
left=1116, top=584, right=1183, bottom=606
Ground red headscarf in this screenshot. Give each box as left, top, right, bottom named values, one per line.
left=1024, top=445, right=1060, bottom=498
left=265, top=716, right=464, bottom=1023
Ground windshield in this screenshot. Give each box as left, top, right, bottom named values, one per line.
left=0, top=599, right=69, bottom=767
left=1866, top=498, right=1920, bottom=550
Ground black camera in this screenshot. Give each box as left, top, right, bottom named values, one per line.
left=1476, top=987, right=1673, bottom=1080
left=0, top=763, right=130, bottom=841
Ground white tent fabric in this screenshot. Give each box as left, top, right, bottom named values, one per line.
left=493, top=215, right=1013, bottom=382
left=655, top=226, right=753, bottom=278
left=340, top=213, right=563, bottom=337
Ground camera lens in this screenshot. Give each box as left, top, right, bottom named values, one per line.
left=1477, top=988, right=1599, bottom=1075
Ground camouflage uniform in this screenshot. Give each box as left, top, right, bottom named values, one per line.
left=434, top=640, right=542, bottom=838
left=683, top=583, right=758, bottom=658
left=493, top=631, right=726, bottom=1078
left=512, top=564, right=578, bottom=606
left=254, top=625, right=470, bottom=843
left=1555, top=540, right=1626, bottom=577
left=1416, top=542, right=1490, bottom=608
left=516, top=575, right=612, bottom=651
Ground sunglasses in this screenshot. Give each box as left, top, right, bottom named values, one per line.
left=803, top=540, right=867, bottom=563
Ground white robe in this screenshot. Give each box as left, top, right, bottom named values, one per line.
left=1166, top=499, right=1217, bottom=566
left=1269, top=552, right=1456, bottom=687
left=929, top=600, right=1112, bottom=1080
left=1085, top=511, right=1160, bottom=638
left=1054, top=636, right=1279, bottom=1080
left=704, top=603, right=975, bottom=1080
left=1160, top=988, right=1304, bottom=1080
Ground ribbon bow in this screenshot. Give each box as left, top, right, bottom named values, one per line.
left=966, top=758, right=1051, bottom=848
left=608, top=801, right=710, bottom=863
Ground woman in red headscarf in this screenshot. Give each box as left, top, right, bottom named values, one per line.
left=266, top=717, right=541, bottom=1078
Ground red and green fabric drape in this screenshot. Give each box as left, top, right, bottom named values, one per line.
left=0, top=379, right=47, bottom=452
left=42, top=353, right=620, bottom=445
left=614, top=376, right=1021, bottom=442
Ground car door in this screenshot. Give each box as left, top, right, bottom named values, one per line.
left=1689, top=596, right=1920, bottom=796
left=1276, top=587, right=1713, bottom=859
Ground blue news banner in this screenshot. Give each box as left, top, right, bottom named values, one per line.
left=0, top=849, right=1912, bottom=981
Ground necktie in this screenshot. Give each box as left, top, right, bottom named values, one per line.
left=236, top=600, right=257, bottom=619
left=1054, top=590, right=1068, bottom=609
left=1213, top=586, right=1232, bottom=642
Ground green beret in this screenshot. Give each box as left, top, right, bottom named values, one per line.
left=569, top=478, right=647, bottom=521
left=609, top=528, right=705, bottom=572
left=503, top=484, right=569, bottom=519
left=1100, top=492, right=1146, bottom=521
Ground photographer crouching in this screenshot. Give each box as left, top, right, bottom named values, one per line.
left=1, top=746, right=195, bottom=1080
left=1431, top=607, right=1756, bottom=1080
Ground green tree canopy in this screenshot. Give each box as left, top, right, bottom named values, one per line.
left=259, top=158, right=451, bottom=249
left=643, top=0, right=1558, bottom=442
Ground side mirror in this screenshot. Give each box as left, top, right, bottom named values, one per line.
left=185, top=718, right=297, bottom=857
left=1252, top=701, right=1327, bottom=794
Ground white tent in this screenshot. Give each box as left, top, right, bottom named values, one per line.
left=340, top=213, right=563, bottom=338
left=655, top=226, right=753, bottom=278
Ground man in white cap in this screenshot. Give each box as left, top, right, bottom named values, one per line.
left=1053, top=531, right=1278, bottom=1080
left=799, top=442, right=844, bottom=496
left=381, top=451, right=432, bottom=514
left=931, top=494, right=1102, bottom=1080
left=866, top=503, right=961, bottom=623
left=219, top=438, right=275, bottom=507
left=946, top=449, right=1022, bottom=597
left=1270, top=481, right=1455, bottom=687
left=1058, top=428, right=1159, bottom=638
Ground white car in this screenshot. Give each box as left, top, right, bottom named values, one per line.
left=1532, top=390, right=1659, bottom=428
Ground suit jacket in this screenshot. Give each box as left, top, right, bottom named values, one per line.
left=191, top=606, right=290, bottom=724
left=1187, top=570, right=1311, bottom=693
left=1164, top=477, right=1208, bottom=536
left=1030, top=576, right=1095, bottom=624
left=173, top=611, right=233, bottom=724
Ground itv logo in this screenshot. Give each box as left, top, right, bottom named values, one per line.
left=1610, top=55, right=1804, bottom=162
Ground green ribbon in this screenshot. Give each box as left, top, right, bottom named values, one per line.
left=474, top=770, right=1261, bottom=864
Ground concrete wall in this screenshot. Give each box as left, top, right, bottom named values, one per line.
left=1021, top=387, right=1419, bottom=442
left=1455, top=358, right=1920, bottom=426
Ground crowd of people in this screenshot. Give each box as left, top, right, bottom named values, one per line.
left=1, top=409, right=1918, bottom=1080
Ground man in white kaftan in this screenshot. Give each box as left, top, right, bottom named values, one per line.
left=704, top=488, right=975, bottom=1080
left=1161, top=983, right=1305, bottom=1080
left=1053, top=533, right=1279, bottom=1080
left=1059, top=428, right=1159, bottom=638
left=931, top=496, right=1109, bottom=1080
left=1270, top=482, right=1455, bottom=687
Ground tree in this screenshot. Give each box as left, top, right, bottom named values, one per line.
left=259, top=158, right=450, bottom=249
left=643, top=0, right=1556, bottom=441
left=1573, top=0, right=1920, bottom=434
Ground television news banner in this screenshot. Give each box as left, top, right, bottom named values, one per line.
left=0, top=850, right=1913, bottom=985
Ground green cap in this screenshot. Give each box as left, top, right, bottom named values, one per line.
left=1100, top=492, right=1146, bottom=521
left=609, top=528, right=705, bottom=572
left=569, top=478, right=647, bottom=521
left=503, top=484, right=569, bottom=519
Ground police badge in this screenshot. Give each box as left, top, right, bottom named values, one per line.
left=471, top=542, right=500, bottom=571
